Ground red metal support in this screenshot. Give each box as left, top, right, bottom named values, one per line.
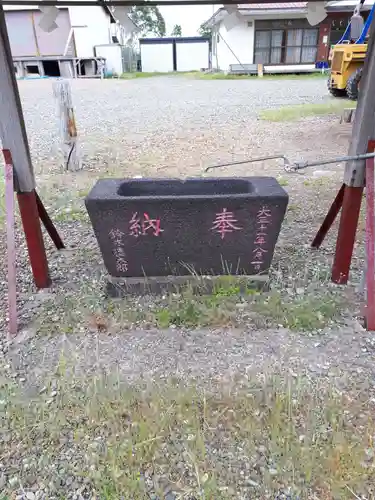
left=311, top=184, right=345, bottom=249
left=35, top=191, right=65, bottom=250
left=17, top=190, right=51, bottom=289
left=331, top=186, right=364, bottom=284
left=365, top=146, right=375, bottom=330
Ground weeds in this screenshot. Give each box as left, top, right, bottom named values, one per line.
left=277, top=176, right=289, bottom=187
left=253, top=292, right=341, bottom=330
left=35, top=272, right=346, bottom=335
left=0, top=374, right=374, bottom=498
left=260, top=100, right=356, bottom=122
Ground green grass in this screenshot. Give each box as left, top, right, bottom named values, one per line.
left=35, top=273, right=346, bottom=335
left=253, top=292, right=341, bottom=331
left=303, top=177, right=334, bottom=188
left=0, top=374, right=374, bottom=498
left=119, top=71, right=199, bottom=79
left=53, top=206, right=88, bottom=222
left=190, top=71, right=327, bottom=80
left=277, top=176, right=289, bottom=187
left=117, top=71, right=326, bottom=81
left=260, top=100, right=356, bottom=122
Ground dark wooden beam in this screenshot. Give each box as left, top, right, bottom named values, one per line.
left=0, top=0, right=328, bottom=6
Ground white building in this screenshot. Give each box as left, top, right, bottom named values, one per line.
left=203, top=1, right=374, bottom=73
left=4, top=4, right=137, bottom=77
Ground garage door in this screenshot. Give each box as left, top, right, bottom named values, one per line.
left=140, top=40, right=174, bottom=73
left=176, top=39, right=209, bottom=71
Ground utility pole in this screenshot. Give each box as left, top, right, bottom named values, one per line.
left=0, top=5, right=50, bottom=288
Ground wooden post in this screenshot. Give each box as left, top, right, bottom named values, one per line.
left=329, top=18, right=375, bottom=284
left=345, top=19, right=375, bottom=187
left=3, top=150, right=17, bottom=337
left=52, top=78, right=81, bottom=171
left=365, top=149, right=375, bottom=330
left=0, top=5, right=35, bottom=192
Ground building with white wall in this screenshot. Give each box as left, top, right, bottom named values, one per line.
left=140, top=37, right=210, bottom=72
left=203, top=1, right=374, bottom=73
left=4, top=3, right=137, bottom=77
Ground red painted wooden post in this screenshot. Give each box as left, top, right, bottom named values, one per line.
left=331, top=186, right=364, bottom=284
left=35, top=191, right=65, bottom=250
left=365, top=146, right=375, bottom=330
left=311, top=184, right=345, bottom=249
left=3, top=149, right=17, bottom=337
left=17, top=191, right=51, bottom=289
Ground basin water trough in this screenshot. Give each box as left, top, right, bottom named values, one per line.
left=85, top=177, right=288, bottom=292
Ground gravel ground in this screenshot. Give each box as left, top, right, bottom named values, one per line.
left=19, top=76, right=329, bottom=175
left=1, top=76, right=374, bottom=499
left=0, top=75, right=369, bottom=386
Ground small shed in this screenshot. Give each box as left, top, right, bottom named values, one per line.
left=140, top=36, right=210, bottom=73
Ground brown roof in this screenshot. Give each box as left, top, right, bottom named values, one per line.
left=238, top=2, right=307, bottom=9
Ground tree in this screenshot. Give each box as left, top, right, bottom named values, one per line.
left=171, top=24, right=182, bottom=37
left=129, top=6, right=166, bottom=37
left=198, top=23, right=212, bottom=38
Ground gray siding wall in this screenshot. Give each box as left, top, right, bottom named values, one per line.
left=5, top=9, right=73, bottom=57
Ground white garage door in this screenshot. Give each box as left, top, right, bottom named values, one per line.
left=140, top=42, right=174, bottom=73
left=176, top=40, right=209, bottom=72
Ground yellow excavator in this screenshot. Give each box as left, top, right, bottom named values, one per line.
left=328, top=0, right=373, bottom=100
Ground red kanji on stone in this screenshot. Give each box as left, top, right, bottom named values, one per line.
left=142, top=213, right=164, bottom=236
left=257, top=206, right=272, bottom=218
left=254, top=235, right=267, bottom=245
left=253, top=247, right=268, bottom=260
left=211, top=208, right=241, bottom=239
left=129, top=212, right=142, bottom=237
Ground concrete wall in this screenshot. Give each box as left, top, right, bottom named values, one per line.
left=68, top=6, right=111, bottom=57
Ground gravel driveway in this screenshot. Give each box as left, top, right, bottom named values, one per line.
left=18, top=76, right=329, bottom=173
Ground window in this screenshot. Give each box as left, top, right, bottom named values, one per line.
left=254, top=27, right=318, bottom=64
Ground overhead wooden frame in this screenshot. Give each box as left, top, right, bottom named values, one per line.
left=0, top=0, right=332, bottom=5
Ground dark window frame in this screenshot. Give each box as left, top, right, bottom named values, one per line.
left=254, top=27, right=319, bottom=65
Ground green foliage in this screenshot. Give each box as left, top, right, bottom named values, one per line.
left=129, top=6, right=166, bottom=37
left=198, top=22, right=212, bottom=38
left=171, top=24, right=182, bottom=37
